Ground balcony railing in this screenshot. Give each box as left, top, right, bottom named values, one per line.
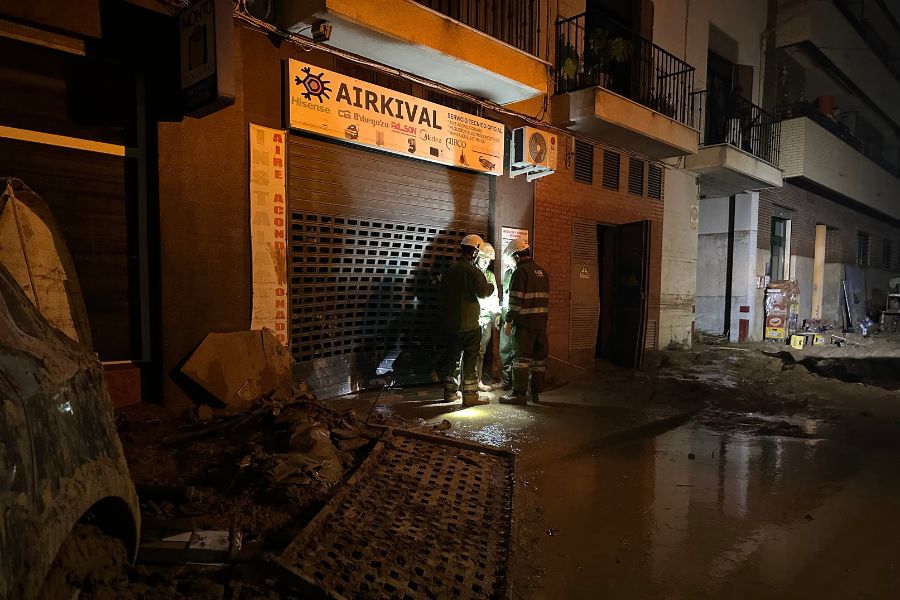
left=555, top=11, right=695, bottom=127
left=694, top=90, right=781, bottom=166
left=413, top=0, right=544, bottom=58
left=778, top=102, right=900, bottom=178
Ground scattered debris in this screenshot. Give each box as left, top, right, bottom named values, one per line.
left=138, top=520, right=242, bottom=566
left=687, top=453, right=696, bottom=460
left=181, top=329, right=295, bottom=410
left=434, top=419, right=452, bottom=431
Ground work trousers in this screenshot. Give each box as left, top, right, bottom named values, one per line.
left=511, top=324, right=549, bottom=397
left=499, top=324, right=515, bottom=385
left=440, top=328, right=481, bottom=397
left=476, top=321, right=493, bottom=384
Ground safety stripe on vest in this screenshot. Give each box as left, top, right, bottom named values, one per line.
left=509, top=291, right=549, bottom=299
left=519, top=307, right=549, bottom=314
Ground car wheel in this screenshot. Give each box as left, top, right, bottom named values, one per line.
left=40, top=523, right=132, bottom=599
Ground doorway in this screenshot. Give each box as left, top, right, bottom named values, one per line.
left=592, top=221, right=651, bottom=368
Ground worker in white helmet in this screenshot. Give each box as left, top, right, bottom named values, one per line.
left=500, top=237, right=550, bottom=405
left=475, top=243, right=501, bottom=391
left=437, top=234, right=495, bottom=406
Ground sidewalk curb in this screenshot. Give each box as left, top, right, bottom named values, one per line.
left=520, top=407, right=701, bottom=470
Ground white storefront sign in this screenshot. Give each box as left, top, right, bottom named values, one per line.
left=501, top=226, right=529, bottom=254
left=249, top=123, right=288, bottom=344
left=286, top=59, right=505, bottom=176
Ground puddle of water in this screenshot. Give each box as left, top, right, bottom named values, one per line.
left=515, top=422, right=900, bottom=599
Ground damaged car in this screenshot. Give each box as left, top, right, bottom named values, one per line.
left=0, top=181, right=140, bottom=599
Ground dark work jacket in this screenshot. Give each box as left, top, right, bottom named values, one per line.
left=440, top=257, right=495, bottom=332
left=506, top=257, right=549, bottom=329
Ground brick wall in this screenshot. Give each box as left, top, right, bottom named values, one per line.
left=534, top=135, right=664, bottom=361
left=759, top=183, right=900, bottom=266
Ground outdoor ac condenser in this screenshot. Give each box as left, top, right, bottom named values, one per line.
left=510, top=126, right=557, bottom=181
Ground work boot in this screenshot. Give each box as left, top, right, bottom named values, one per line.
left=442, top=390, right=461, bottom=403
left=462, top=392, right=489, bottom=407
left=530, top=392, right=541, bottom=404
left=499, top=394, right=527, bottom=405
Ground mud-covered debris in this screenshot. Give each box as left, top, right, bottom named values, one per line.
left=336, top=437, right=370, bottom=452
left=434, top=419, right=452, bottom=432
left=687, top=453, right=696, bottom=460
left=197, top=405, right=214, bottom=421
left=547, top=528, right=560, bottom=537
left=138, top=526, right=242, bottom=566
left=181, top=329, right=294, bottom=408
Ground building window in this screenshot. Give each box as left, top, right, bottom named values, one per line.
left=771, top=217, right=788, bottom=279
left=648, top=164, right=663, bottom=199
left=602, top=150, right=620, bottom=190
left=883, top=239, right=893, bottom=270
left=857, top=232, right=870, bottom=266
left=628, top=158, right=644, bottom=195
left=574, top=140, right=593, bottom=184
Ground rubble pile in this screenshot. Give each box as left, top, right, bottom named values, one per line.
left=115, top=383, right=403, bottom=598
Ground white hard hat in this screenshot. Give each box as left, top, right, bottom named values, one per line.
left=504, top=237, right=529, bottom=255
left=460, top=234, right=485, bottom=251
left=479, top=243, right=496, bottom=260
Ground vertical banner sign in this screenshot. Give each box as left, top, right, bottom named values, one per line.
left=249, top=124, right=288, bottom=344
left=286, top=59, right=505, bottom=175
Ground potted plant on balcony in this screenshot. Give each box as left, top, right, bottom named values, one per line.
left=586, top=29, right=632, bottom=88
left=560, top=42, right=582, bottom=91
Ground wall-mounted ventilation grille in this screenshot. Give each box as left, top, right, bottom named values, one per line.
left=602, top=151, right=620, bottom=190
left=644, top=319, right=658, bottom=349
left=570, top=306, right=598, bottom=350
left=574, top=140, right=593, bottom=184
left=648, top=164, right=663, bottom=199
left=628, top=158, right=644, bottom=195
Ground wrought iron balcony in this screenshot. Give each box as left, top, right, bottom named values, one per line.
left=694, top=90, right=781, bottom=166
left=413, top=0, right=544, bottom=57
left=555, top=11, right=695, bottom=127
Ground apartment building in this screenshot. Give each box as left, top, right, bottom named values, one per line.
left=11, top=0, right=852, bottom=403
left=694, top=0, right=900, bottom=340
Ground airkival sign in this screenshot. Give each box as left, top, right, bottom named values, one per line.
left=287, top=59, right=505, bottom=176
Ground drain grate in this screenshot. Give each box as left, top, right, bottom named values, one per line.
left=277, top=429, right=516, bottom=599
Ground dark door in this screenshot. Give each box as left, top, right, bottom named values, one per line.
left=609, top=220, right=650, bottom=368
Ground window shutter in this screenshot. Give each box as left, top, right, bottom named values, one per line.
left=602, top=150, right=620, bottom=190
left=574, top=140, right=593, bottom=184
left=628, top=158, right=645, bottom=196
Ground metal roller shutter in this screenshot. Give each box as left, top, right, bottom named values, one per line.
left=287, top=135, right=490, bottom=399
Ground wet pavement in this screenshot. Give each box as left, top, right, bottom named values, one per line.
left=516, top=416, right=900, bottom=599
left=323, top=343, right=900, bottom=599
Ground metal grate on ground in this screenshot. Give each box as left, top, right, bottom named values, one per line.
left=277, top=429, right=516, bottom=600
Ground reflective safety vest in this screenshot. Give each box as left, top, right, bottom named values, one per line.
left=506, top=257, right=549, bottom=329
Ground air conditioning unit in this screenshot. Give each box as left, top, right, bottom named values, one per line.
left=510, top=127, right=557, bottom=181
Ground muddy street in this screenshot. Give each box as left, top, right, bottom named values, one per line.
left=27, top=338, right=900, bottom=599
left=509, top=344, right=900, bottom=600
left=516, top=417, right=900, bottom=599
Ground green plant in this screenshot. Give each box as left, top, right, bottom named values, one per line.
left=587, top=29, right=632, bottom=71
left=561, top=43, right=580, bottom=80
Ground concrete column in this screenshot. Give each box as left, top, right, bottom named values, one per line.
left=812, top=224, right=826, bottom=319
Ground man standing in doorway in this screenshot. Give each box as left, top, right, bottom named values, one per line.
left=475, top=243, right=501, bottom=391
left=439, top=234, right=495, bottom=406
left=500, top=238, right=550, bottom=405
left=498, top=251, right=516, bottom=389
